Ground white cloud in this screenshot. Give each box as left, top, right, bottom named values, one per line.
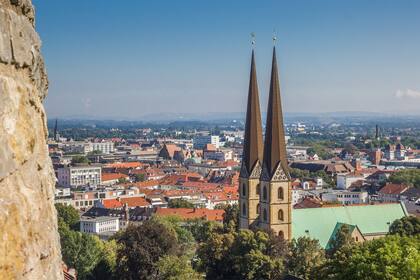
left=395, top=89, right=420, bottom=99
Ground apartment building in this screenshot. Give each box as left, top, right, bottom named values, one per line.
left=57, top=165, right=102, bottom=187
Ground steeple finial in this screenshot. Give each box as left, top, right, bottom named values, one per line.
left=272, top=30, right=277, bottom=45
left=251, top=32, right=256, bottom=49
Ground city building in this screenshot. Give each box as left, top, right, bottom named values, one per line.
left=336, top=173, right=365, bottom=189
left=57, top=165, right=101, bottom=188
left=90, top=141, right=115, bottom=154
left=80, top=216, right=120, bottom=235
left=193, top=135, right=220, bottom=149
left=378, top=183, right=411, bottom=202
left=321, top=190, right=369, bottom=205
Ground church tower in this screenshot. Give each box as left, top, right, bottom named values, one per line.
left=239, top=49, right=264, bottom=229
left=259, top=46, right=292, bottom=239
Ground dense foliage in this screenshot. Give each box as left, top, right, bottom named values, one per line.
left=71, top=155, right=90, bottom=165
left=56, top=204, right=117, bottom=280
left=388, top=169, right=420, bottom=188
left=168, top=198, right=195, bottom=209
left=389, top=216, right=420, bottom=236
left=57, top=203, right=420, bottom=280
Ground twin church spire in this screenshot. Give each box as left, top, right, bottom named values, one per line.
left=241, top=46, right=289, bottom=180
left=239, top=42, right=291, bottom=238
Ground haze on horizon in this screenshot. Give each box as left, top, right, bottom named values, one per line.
left=33, top=0, right=420, bottom=119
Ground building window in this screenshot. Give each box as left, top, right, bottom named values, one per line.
left=278, top=187, right=284, bottom=200
left=263, top=208, right=267, bottom=221
left=242, top=203, right=246, bottom=216
left=355, top=236, right=359, bottom=242
left=256, top=183, right=260, bottom=195
left=256, top=203, right=260, bottom=214
left=242, top=184, right=246, bottom=196
left=278, top=209, right=284, bottom=221
left=263, top=186, right=267, bottom=200
left=278, top=231, right=284, bottom=239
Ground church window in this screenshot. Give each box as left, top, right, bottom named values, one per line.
left=263, top=208, right=267, bottom=221
left=256, top=203, right=260, bottom=214
left=242, top=184, right=246, bottom=196
left=278, top=231, right=284, bottom=239
left=242, top=203, right=246, bottom=216
left=278, top=187, right=284, bottom=200
left=256, top=183, right=260, bottom=195
left=278, top=209, right=284, bottom=221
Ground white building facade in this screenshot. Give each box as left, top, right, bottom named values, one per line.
left=80, top=216, right=120, bottom=234
left=322, top=190, right=368, bottom=205
left=57, top=166, right=102, bottom=188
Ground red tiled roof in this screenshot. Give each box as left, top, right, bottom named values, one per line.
left=155, top=207, right=225, bottom=222
left=379, top=184, right=410, bottom=195
left=102, top=172, right=128, bottom=182
left=102, top=198, right=123, bottom=209
left=120, top=196, right=151, bottom=208
left=131, top=180, right=161, bottom=188
left=294, top=197, right=323, bottom=209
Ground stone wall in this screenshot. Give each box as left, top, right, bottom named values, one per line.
left=0, top=0, right=62, bottom=279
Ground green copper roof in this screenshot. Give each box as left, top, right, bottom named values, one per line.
left=292, top=203, right=408, bottom=248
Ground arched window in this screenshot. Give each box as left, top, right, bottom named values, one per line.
left=278, top=209, right=284, bottom=221
left=263, top=208, right=267, bottom=221
left=263, top=186, right=267, bottom=200
left=256, top=203, right=260, bottom=214
left=278, top=231, right=284, bottom=239
left=242, top=183, right=246, bottom=196
left=242, top=203, right=246, bottom=216
left=256, top=183, right=260, bottom=195
left=278, top=187, right=284, bottom=200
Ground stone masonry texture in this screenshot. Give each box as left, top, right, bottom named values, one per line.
left=0, top=0, right=62, bottom=279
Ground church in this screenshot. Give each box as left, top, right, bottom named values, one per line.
left=239, top=45, right=407, bottom=246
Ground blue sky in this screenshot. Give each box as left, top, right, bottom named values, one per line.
left=33, top=0, right=420, bottom=119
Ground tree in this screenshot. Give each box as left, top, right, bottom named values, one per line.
left=58, top=220, right=104, bottom=280
left=286, top=237, right=326, bottom=279
left=389, top=216, right=420, bottom=236
left=55, top=203, right=80, bottom=230
left=326, top=224, right=355, bottom=257
left=88, top=239, right=118, bottom=280
left=220, top=203, right=239, bottom=232
left=168, top=198, right=195, bottom=209
left=153, top=216, right=195, bottom=256
left=196, top=229, right=286, bottom=280
left=312, top=170, right=334, bottom=187
left=71, top=155, right=90, bottom=165
left=289, top=168, right=310, bottom=179
left=117, top=177, right=128, bottom=184
left=184, top=219, right=223, bottom=243
left=388, top=169, right=420, bottom=188
left=134, top=173, right=145, bottom=182
left=156, top=255, right=203, bottom=280
left=323, top=235, right=420, bottom=280
left=115, top=220, right=180, bottom=279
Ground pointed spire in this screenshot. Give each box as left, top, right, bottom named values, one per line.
left=262, top=46, right=289, bottom=178
left=54, top=118, right=58, bottom=140
left=241, top=50, right=263, bottom=177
